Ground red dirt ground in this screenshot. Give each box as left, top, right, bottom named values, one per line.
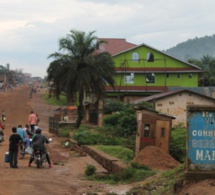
left=0, top=84, right=213, bottom=195
left=133, top=146, right=181, bottom=171
left=0, top=84, right=130, bottom=195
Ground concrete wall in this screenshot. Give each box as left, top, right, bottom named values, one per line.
left=82, top=145, right=127, bottom=174
left=154, top=92, right=215, bottom=127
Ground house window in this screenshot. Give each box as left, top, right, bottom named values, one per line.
left=157, top=103, right=163, bottom=107
left=166, top=73, right=170, bottom=78
left=177, top=73, right=180, bottom=78
left=144, top=124, right=150, bottom=137
left=132, top=52, right=140, bottom=62
left=146, top=52, right=154, bottom=62
left=169, top=101, right=174, bottom=105
left=161, top=128, right=165, bottom=137
left=146, top=73, right=155, bottom=83
left=124, top=73, right=134, bottom=84
left=189, top=73, right=192, bottom=78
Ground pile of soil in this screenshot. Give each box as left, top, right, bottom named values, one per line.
left=133, top=146, right=181, bottom=171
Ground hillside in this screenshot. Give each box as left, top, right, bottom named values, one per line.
left=165, top=34, right=215, bottom=61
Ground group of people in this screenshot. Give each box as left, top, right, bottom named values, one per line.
left=8, top=111, right=51, bottom=169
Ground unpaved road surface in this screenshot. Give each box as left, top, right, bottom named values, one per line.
left=1, top=84, right=210, bottom=195
left=0, top=84, right=131, bottom=195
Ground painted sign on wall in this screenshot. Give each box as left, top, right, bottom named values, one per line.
left=187, top=106, right=215, bottom=172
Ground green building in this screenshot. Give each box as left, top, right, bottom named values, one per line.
left=100, top=40, right=203, bottom=102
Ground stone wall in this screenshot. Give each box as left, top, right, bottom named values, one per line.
left=82, top=145, right=127, bottom=174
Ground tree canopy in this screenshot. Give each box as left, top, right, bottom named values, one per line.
left=47, top=30, right=116, bottom=128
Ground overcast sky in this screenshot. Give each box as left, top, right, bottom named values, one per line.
left=0, top=0, right=214, bottom=78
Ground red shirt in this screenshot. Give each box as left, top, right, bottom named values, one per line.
left=29, top=113, right=37, bottom=125
left=0, top=123, right=5, bottom=130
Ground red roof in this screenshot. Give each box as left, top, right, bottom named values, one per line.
left=97, top=38, right=137, bottom=55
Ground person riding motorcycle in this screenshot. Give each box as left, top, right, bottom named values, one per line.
left=28, top=127, right=52, bottom=168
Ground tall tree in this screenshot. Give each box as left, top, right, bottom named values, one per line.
left=47, top=30, right=116, bottom=128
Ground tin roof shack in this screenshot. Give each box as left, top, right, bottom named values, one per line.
left=186, top=105, right=215, bottom=180
left=135, top=108, right=175, bottom=157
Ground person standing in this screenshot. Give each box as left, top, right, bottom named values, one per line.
left=9, top=127, right=23, bottom=168
left=29, top=111, right=37, bottom=133
left=17, top=125, right=26, bottom=142
left=0, top=122, right=5, bottom=142
left=17, top=125, right=26, bottom=159
left=2, top=110, right=6, bottom=122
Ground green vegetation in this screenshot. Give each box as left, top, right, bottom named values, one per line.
left=166, top=34, right=215, bottom=86
left=103, top=99, right=123, bottom=114
left=170, top=128, right=186, bottom=163
left=85, top=165, right=97, bottom=176
left=91, top=166, right=156, bottom=184
left=97, top=145, right=134, bottom=162
left=101, top=104, right=137, bottom=150
left=44, top=92, right=187, bottom=191
left=72, top=126, right=124, bottom=146
left=47, top=29, right=115, bottom=128
left=166, top=34, right=215, bottom=61
left=126, top=163, right=185, bottom=195
left=58, top=127, right=72, bottom=137
left=42, top=93, right=67, bottom=106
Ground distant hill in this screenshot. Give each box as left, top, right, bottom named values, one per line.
left=165, top=34, right=215, bottom=61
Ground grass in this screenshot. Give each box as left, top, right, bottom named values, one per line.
left=42, top=93, right=67, bottom=106
left=126, top=163, right=185, bottom=194
left=97, top=145, right=134, bottom=162
left=42, top=94, right=186, bottom=191
left=58, top=127, right=73, bottom=137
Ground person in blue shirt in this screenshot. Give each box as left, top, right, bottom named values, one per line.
left=17, top=125, right=26, bottom=159
left=17, top=125, right=26, bottom=141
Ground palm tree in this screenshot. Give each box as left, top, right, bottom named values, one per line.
left=47, top=30, right=116, bottom=128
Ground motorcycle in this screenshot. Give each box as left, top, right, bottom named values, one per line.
left=32, top=138, right=52, bottom=168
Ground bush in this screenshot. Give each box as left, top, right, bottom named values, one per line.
left=85, top=165, right=96, bottom=176
left=102, top=113, right=120, bottom=126
left=73, top=130, right=100, bottom=145
left=58, top=128, right=72, bottom=137
left=102, top=104, right=137, bottom=138
left=170, top=128, right=186, bottom=163
left=103, top=99, right=123, bottom=114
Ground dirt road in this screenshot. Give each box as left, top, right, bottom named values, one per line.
left=1, top=84, right=213, bottom=195
left=0, top=84, right=132, bottom=195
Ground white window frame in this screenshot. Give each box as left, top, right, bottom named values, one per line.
left=124, top=73, right=134, bottom=84
left=132, top=52, right=140, bottom=62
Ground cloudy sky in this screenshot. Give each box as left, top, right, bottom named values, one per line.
left=0, top=0, right=214, bottom=78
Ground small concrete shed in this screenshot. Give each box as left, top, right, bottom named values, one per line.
left=135, top=108, right=175, bottom=157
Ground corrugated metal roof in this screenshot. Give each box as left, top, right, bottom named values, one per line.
left=131, top=88, right=215, bottom=104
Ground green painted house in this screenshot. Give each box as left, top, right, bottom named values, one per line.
left=100, top=40, right=203, bottom=102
